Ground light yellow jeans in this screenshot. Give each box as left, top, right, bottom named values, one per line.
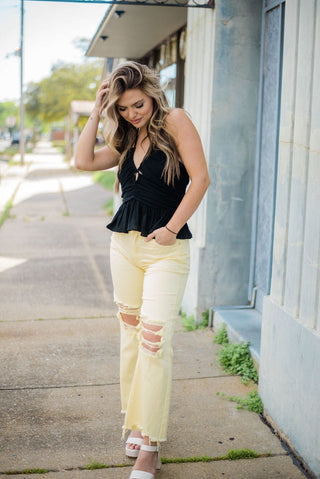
left=110, top=231, right=190, bottom=442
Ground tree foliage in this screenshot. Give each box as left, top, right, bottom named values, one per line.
left=0, top=101, right=18, bottom=129
left=72, top=37, right=91, bottom=53
left=25, top=59, right=103, bottom=124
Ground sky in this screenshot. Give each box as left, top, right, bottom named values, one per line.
left=0, top=0, right=109, bottom=102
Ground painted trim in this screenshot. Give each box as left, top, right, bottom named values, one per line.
left=265, top=0, right=285, bottom=13
left=248, top=5, right=265, bottom=302
left=268, top=2, right=285, bottom=297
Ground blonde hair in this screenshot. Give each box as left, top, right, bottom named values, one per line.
left=100, top=61, right=181, bottom=185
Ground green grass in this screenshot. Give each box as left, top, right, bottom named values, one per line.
left=4, top=468, right=49, bottom=475
left=0, top=146, right=32, bottom=162
left=0, top=199, right=13, bottom=228
left=3, top=448, right=266, bottom=475
left=93, top=170, right=116, bottom=191
left=86, top=461, right=109, bottom=470
left=103, top=198, right=114, bottom=215
left=161, top=448, right=263, bottom=464
left=85, top=448, right=265, bottom=471
left=51, top=140, right=66, bottom=154
left=86, top=461, right=132, bottom=470
left=3, top=146, right=21, bottom=159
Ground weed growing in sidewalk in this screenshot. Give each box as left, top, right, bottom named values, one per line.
left=3, top=449, right=268, bottom=475
left=213, top=325, right=258, bottom=384
left=180, top=311, right=197, bottom=330
left=180, top=309, right=209, bottom=331
left=217, top=390, right=264, bottom=414
left=161, top=448, right=264, bottom=464
left=214, top=324, right=263, bottom=413
left=200, top=309, right=209, bottom=328
left=219, top=341, right=258, bottom=384
left=226, top=448, right=261, bottom=460
left=85, top=448, right=267, bottom=471
left=213, top=323, right=229, bottom=345
left=86, top=461, right=109, bottom=470
left=4, top=468, right=49, bottom=475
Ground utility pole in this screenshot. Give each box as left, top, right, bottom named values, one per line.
left=19, top=0, right=25, bottom=166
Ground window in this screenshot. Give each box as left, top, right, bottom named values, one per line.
left=140, top=27, right=186, bottom=108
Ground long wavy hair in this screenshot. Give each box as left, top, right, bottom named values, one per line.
left=100, top=61, right=181, bottom=185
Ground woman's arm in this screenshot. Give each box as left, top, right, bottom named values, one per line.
left=146, top=108, right=210, bottom=244
left=74, top=79, right=119, bottom=172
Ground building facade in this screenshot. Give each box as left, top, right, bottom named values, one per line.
left=87, top=1, right=320, bottom=476
left=259, top=1, right=320, bottom=476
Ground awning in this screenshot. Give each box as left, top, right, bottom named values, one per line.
left=86, top=4, right=187, bottom=59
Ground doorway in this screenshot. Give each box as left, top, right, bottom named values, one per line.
left=249, top=0, right=286, bottom=313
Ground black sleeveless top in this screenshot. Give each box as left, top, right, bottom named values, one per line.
left=107, top=146, right=192, bottom=239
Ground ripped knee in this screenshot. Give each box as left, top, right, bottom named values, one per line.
left=116, top=302, right=140, bottom=327
left=141, top=321, right=163, bottom=355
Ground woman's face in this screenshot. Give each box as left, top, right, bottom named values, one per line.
left=117, top=88, right=153, bottom=130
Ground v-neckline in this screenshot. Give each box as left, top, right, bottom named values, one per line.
left=131, top=149, right=148, bottom=172
left=132, top=133, right=150, bottom=171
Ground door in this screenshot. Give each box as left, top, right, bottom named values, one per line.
left=249, top=0, right=285, bottom=312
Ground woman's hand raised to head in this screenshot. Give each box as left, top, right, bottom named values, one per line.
left=74, top=77, right=119, bottom=172
left=95, top=79, right=110, bottom=112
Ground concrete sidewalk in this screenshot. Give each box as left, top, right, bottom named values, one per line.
left=0, top=143, right=309, bottom=478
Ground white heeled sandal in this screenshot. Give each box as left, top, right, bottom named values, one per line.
left=125, top=436, right=143, bottom=458
left=129, top=444, right=161, bottom=479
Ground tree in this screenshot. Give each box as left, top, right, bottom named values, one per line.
left=72, top=37, right=91, bottom=54
left=0, top=101, right=18, bottom=129
left=25, top=59, right=103, bottom=125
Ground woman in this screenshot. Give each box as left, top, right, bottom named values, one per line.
left=75, top=61, right=210, bottom=479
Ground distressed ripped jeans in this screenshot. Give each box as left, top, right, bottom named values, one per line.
left=110, top=231, right=190, bottom=442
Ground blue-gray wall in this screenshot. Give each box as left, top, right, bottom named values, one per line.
left=192, top=0, right=262, bottom=312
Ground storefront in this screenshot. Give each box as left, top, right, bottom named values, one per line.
left=85, top=1, right=320, bottom=476
left=86, top=4, right=190, bottom=107
left=86, top=1, right=261, bottom=323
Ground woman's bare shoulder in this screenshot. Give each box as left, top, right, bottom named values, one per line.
left=166, top=108, right=190, bottom=126
left=166, top=108, right=198, bottom=142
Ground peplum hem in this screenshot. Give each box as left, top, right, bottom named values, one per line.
left=107, top=198, right=192, bottom=239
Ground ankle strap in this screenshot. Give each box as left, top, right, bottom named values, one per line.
left=141, top=444, right=159, bottom=452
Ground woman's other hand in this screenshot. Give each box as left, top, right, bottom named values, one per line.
left=145, top=227, right=177, bottom=246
